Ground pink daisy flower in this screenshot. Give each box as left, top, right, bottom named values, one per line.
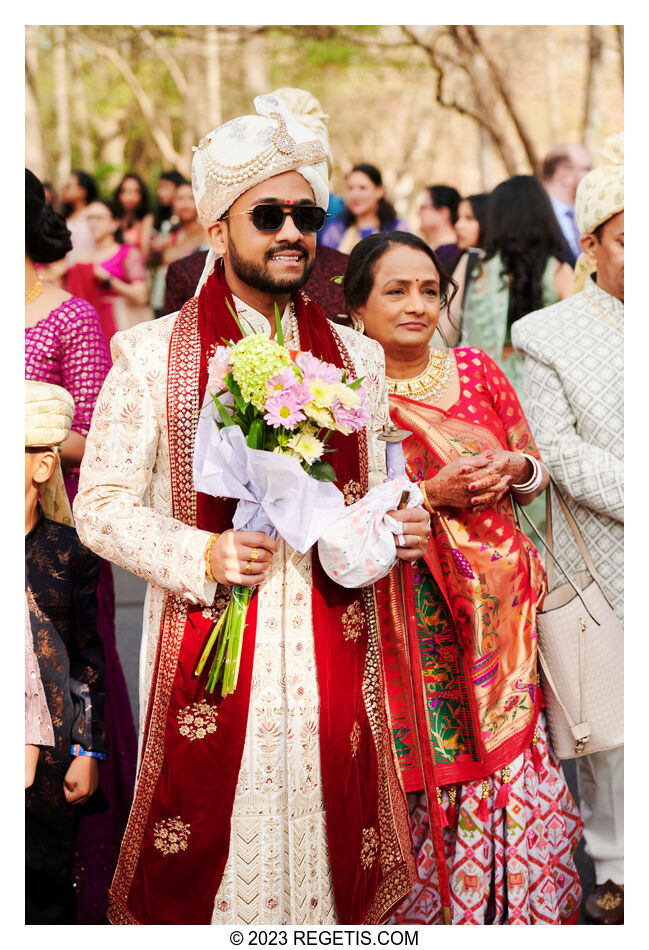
left=264, top=388, right=307, bottom=430
left=267, top=366, right=301, bottom=394
left=331, top=387, right=370, bottom=433
left=296, top=351, right=343, bottom=383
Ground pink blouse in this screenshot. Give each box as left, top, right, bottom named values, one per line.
left=25, top=297, right=111, bottom=437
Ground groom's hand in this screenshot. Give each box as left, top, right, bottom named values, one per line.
left=210, top=530, right=279, bottom=587
left=389, top=506, right=431, bottom=562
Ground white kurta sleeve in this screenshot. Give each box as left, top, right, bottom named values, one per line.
left=73, top=329, right=217, bottom=605
left=520, top=352, right=624, bottom=523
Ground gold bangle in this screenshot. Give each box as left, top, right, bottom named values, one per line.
left=419, top=480, right=434, bottom=513
left=204, top=533, right=220, bottom=583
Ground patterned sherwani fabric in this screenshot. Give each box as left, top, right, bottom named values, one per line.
left=511, top=278, right=623, bottom=621
left=74, top=302, right=391, bottom=925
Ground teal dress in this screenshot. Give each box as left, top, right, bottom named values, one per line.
left=459, top=253, right=559, bottom=535
left=460, top=254, right=559, bottom=399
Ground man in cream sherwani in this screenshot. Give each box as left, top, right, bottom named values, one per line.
left=74, top=93, right=427, bottom=926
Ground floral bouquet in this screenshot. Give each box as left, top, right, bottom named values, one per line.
left=193, top=305, right=370, bottom=695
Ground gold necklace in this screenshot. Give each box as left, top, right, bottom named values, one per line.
left=587, top=295, right=622, bottom=332
left=386, top=348, right=452, bottom=399
left=25, top=279, right=44, bottom=305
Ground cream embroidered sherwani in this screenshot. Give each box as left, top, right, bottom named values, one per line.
left=511, top=276, right=624, bottom=884
left=74, top=301, right=391, bottom=924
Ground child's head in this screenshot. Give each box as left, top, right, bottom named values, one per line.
left=25, top=381, right=75, bottom=524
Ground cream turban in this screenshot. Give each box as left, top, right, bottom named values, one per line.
left=572, top=132, right=624, bottom=292
left=191, top=93, right=330, bottom=295
left=270, top=87, right=333, bottom=174
left=575, top=131, right=624, bottom=235
left=25, top=380, right=74, bottom=525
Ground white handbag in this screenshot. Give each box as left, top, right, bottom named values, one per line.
left=518, top=483, right=623, bottom=759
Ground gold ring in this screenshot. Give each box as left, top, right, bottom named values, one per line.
left=249, top=548, right=259, bottom=562
left=243, top=561, right=253, bottom=575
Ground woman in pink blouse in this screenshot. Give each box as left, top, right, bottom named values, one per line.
left=64, top=198, right=152, bottom=348
left=25, top=169, right=137, bottom=924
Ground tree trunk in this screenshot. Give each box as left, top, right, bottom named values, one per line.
left=25, top=26, right=46, bottom=180
left=544, top=26, right=560, bottom=144
left=582, top=25, right=603, bottom=155
left=615, top=25, right=624, bottom=88
left=205, top=26, right=222, bottom=129
left=242, top=27, right=270, bottom=97
left=70, top=36, right=93, bottom=170
left=53, top=26, right=71, bottom=184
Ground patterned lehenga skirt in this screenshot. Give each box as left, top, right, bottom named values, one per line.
left=390, top=712, right=583, bottom=925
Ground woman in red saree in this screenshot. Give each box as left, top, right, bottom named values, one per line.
left=344, top=231, right=583, bottom=925
left=65, top=199, right=152, bottom=349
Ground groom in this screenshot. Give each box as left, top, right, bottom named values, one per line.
left=75, top=93, right=428, bottom=926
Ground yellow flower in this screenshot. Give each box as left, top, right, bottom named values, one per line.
left=331, top=383, right=361, bottom=410
left=287, top=432, right=325, bottom=466
left=307, top=379, right=335, bottom=408
left=303, top=403, right=335, bottom=429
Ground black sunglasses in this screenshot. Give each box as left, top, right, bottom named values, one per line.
left=227, top=204, right=329, bottom=233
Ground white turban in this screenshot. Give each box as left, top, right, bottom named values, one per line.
left=270, top=87, right=333, bottom=175
left=191, top=93, right=330, bottom=295
left=25, top=380, right=74, bottom=525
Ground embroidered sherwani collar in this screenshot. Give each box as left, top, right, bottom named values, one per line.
left=583, top=276, right=624, bottom=327
left=231, top=294, right=297, bottom=344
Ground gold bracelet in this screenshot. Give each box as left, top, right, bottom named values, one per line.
left=204, top=533, right=220, bottom=583
left=419, top=481, right=434, bottom=513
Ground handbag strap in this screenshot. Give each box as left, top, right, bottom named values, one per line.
left=516, top=501, right=600, bottom=627
left=544, top=478, right=612, bottom=607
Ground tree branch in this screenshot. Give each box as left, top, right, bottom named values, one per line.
left=463, top=25, right=539, bottom=174
left=137, top=26, right=189, bottom=96
left=401, top=26, right=517, bottom=175
left=83, top=37, right=187, bottom=173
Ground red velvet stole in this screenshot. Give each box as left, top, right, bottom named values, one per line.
left=108, top=262, right=414, bottom=925
left=385, top=394, right=542, bottom=789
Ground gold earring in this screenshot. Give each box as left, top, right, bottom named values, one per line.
left=351, top=314, right=365, bottom=334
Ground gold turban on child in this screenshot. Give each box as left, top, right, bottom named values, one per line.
left=25, top=380, right=75, bottom=525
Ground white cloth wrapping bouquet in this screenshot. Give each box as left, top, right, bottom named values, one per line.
left=194, top=409, right=347, bottom=553
left=318, top=476, right=424, bottom=588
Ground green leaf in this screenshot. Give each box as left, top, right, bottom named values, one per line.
left=348, top=375, right=365, bottom=390
left=247, top=417, right=265, bottom=449
left=306, top=460, right=338, bottom=482
left=330, top=274, right=344, bottom=284
left=213, top=396, right=236, bottom=427
left=274, top=301, right=284, bottom=346
left=225, top=297, right=247, bottom=336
